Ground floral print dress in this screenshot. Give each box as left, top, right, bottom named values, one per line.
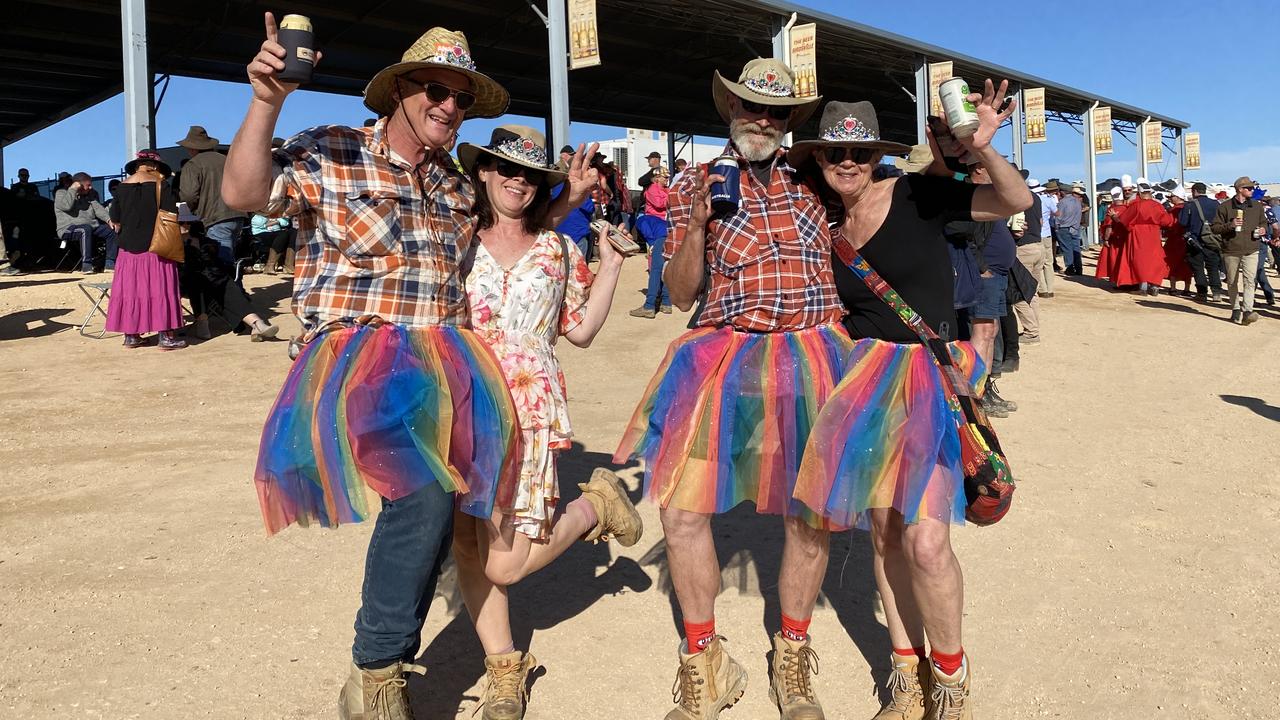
left=466, top=229, right=593, bottom=540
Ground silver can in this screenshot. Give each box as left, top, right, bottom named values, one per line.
left=939, top=77, right=980, bottom=138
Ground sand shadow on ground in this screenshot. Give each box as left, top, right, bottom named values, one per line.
left=246, top=275, right=295, bottom=314
left=638, top=506, right=893, bottom=702
left=0, top=307, right=75, bottom=341
left=410, top=442, right=649, bottom=718
left=1220, top=394, right=1280, bottom=422
left=1059, top=273, right=1115, bottom=291
left=0, top=276, right=79, bottom=290
left=1134, top=299, right=1218, bottom=318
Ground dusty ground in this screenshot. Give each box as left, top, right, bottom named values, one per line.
left=1, top=250, right=1278, bottom=720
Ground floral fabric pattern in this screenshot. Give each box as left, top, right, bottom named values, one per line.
left=466, top=229, right=593, bottom=539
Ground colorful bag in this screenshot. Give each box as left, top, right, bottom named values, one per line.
left=838, top=246, right=1015, bottom=526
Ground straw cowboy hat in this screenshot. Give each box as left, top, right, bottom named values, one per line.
left=176, top=126, right=219, bottom=151
left=712, top=57, right=820, bottom=131
left=787, top=101, right=912, bottom=166
left=894, top=144, right=935, bottom=174
left=457, top=124, right=567, bottom=186
left=363, top=27, right=509, bottom=119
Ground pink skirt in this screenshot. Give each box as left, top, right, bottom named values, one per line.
left=105, top=250, right=184, bottom=334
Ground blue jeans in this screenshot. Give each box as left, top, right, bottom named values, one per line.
left=1257, top=245, right=1275, bottom=304
left=64, top=223, right=118, bottom=270
left=1057, top=227, right=1082, bottom=273
left=635, top=215, right=670, bottom=309
left=351, top=482, right=455, bottom=667
left=206, top=218, right=245, bottom=266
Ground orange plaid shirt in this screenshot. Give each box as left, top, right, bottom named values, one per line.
left=664, top=144, right=843, bottom=332
left=270, top=118, right=475, bottom=339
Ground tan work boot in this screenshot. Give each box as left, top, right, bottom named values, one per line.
left=283, top=247, right=296, bottom=274
left=337, top=661, right=425, bottom=720
left=665, top=636, right=748, bottom=720
left=872, top=652, right=930, bottom=720
left=578, top=468, right=643, bottom=546
left=925, top=656, right=972, bottom=720
left=265, top=249, right=280, bottom=274
left=480, top=651, right=537, bottom=720
left=768, top=632, right=824, bottom=720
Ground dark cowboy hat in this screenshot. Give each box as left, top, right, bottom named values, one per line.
left=176, top=125, right=219, bottom=151
left=786, top=101, right=912, bottom=166
left=124, top=149, right=172, bottom=177
left=712, top=57, right=821, bottom=132
left=363, top=27, right=509, bottom=119
left=457, top=124, right=567, bottom=186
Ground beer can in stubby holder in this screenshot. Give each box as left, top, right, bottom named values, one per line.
left=939, top=77, right=980, bottom=138
left=709, top=155, right=741, bottom=215
left=277, top=14, right=315, bottom=84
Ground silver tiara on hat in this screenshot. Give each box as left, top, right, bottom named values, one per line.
left=492, top=135, right=549, bottom=167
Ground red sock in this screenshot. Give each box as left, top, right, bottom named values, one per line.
left=684, top=618, right=716, bottom=652
left=780, top=613, right=811, bottom=642
left=893, top=646, right=928, bottom=662
left=930, top=648, right=965, bottom=676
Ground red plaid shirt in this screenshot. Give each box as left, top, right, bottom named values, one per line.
left=664, top=144, right=843, bottom=332
left=269, top=118, right=475, bottom=340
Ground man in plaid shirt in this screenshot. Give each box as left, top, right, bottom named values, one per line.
left=224, top=17, right=596, bottom=720
left=614, top=57, right=848, bottom=720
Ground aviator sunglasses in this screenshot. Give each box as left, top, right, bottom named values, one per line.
left=494, top=158, right=546, bottom=184
left=822, top=146, right=877, bottom=165
left=740, top=99, right=794, bottom=121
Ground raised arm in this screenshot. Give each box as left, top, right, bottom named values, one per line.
left=664, top=167, right=717, bottom=311
left=951, top=79, right=1032, bottom=222
left=223, top=12, right=314, bottom=211
left=545, top=142, right=600, bottom=229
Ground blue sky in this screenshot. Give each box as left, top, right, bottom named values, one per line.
left=5, top=0, right=1271, bottom=187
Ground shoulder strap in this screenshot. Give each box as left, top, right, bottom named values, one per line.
left=1191, top=198, right=1210, bottom=226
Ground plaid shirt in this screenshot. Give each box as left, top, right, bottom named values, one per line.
left=270, top=118, right=475, bottom=339
left=664, top=144, right=843, bottom=332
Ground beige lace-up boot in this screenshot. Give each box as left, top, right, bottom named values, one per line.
left=578, top=468, right=643, bottom=546
left=337, top=661, right=425, bottom=720
left=664, top=636, right=748, bottom=720
left=872, top=652, right=931, bottom=720
left=926, top=656, right=973, bottom=720
left=768, top=632, right=824, bottom=719
left=480, top=651, right=537, bottom=720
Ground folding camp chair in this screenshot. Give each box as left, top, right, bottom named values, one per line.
left=77, top=281, right=112, bottom=338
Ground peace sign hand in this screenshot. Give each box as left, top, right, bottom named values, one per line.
left=564, top=142, right=601, bottom=208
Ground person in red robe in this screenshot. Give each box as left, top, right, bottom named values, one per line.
left=1113, top=185, right=1174, bottom=294
left=1163, top=193, right=1193, bottom=295
left=1096, top=189, right=1127, bottom=281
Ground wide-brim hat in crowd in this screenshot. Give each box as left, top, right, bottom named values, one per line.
left=1026, top=177, right=1046, bottom=193
left=457, top=124, right=567, bottom=186
left=1234, top=176, right=1257, bottom=188
left=787, top=101, right=912, bottom=167
left=1043, top=180, right=1061, bottom=192
left=1071, top=182, right=1087, bottom=195
left=363, top=27, right=510, bottom=119
left=894, top=144, right=934, bottom=174
left=712, top=57, right=821, bottom=132
left=124, top=149, right=172, bottom=177
left=176, top=125, right=219, bottom=151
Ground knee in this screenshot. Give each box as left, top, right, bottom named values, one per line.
left=660, top=506, right=710, bottom=541
left=902, top=525, right=954, bottom=575
left=484, top=563, right=522, bottom=588
left=869, top=511, right=904, bottom=557
left=783, top=516, right=829, bottom=559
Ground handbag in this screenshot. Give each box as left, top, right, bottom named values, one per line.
left=147, top=178, right=184, bottom=263
left=838, top=245, right=1015, bottom=526
left=1189, top=198, right=1222, bottom=252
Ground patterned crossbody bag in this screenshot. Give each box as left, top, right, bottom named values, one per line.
left=839, top=246, right=1016, bottom=526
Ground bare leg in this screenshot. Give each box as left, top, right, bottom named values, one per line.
left=452, top=511, right=515, bottom=655
left=777, top=515, right=830, bottom=620
left=901, top=515, right=964, bottom=654
left=482, top=502, right=595, bottom=586
left=869, top=508, right=926, bottom=650
left=970, top=318, right=998, bottom=372
left=660, top=507, right=719, bottom=625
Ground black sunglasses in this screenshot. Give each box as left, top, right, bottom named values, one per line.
left=419, top=81, right=477, bottom=111
left=494, top=158, right=546, bottom=184
left=740, top=99, right=794, bottom=121
left=822, top=146, right=877, bottom=165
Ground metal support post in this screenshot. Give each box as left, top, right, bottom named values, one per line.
left=1010, top=86, right=1024, bottom=170
left=1084, top=102, right=1099, bottom=249
left=772, top=13, right=796, bottom=146
left=914, top=55, right=928, bottom=145
left=667, top=131, right=676, bottom=170
left=1177, top=129, right=1186, bottom=186
left=0, top=144, right=5, bottom=187
left=545, top=0, right=570, bottom=153
left=121, top=0, right=152, bottom=157
left=1137, top=115, right=1150, bottom=181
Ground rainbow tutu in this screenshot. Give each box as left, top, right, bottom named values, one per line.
left=794, top=338, right=987, bottom=530
left=254, top=323, right=521, bottom=535
left=613, top=324, right=854, bottom=528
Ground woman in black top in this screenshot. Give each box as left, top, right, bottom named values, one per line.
left=789, top=91, right=1030, bottom=715
left=106, top=150, right=187, bottom=350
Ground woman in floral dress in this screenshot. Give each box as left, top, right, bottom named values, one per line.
left=453, top=125, right=640, bottom=719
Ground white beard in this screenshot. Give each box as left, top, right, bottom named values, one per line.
left=731, top=123, right=782, bottom=162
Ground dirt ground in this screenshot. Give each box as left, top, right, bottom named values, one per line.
left=1, top=249, right=1278, bottom=720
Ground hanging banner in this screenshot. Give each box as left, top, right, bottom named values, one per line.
left=1092, top=105, right=1112, bottom=155
left=568, top=0, right=600, bottom=70
left=928, top=61, right=952, bottom=118
left=1024, top=87, right=1046, bottom=143
left=1185, top=132, right=1201, bottom=170
left=789, top=23, right=818, bottom=99
left=1144, top=121, right=1163, bottom=163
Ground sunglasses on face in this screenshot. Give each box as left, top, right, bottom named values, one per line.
left=822, top=146, right=877, bottom=165
left=740, top=99, right=793, bottom=121
left=416, top=81, right=477, bottom=111
left=494, top=158, right=545, bottom=184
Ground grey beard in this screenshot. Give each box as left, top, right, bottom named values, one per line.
left=732, top=129, right=781, bottom=162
